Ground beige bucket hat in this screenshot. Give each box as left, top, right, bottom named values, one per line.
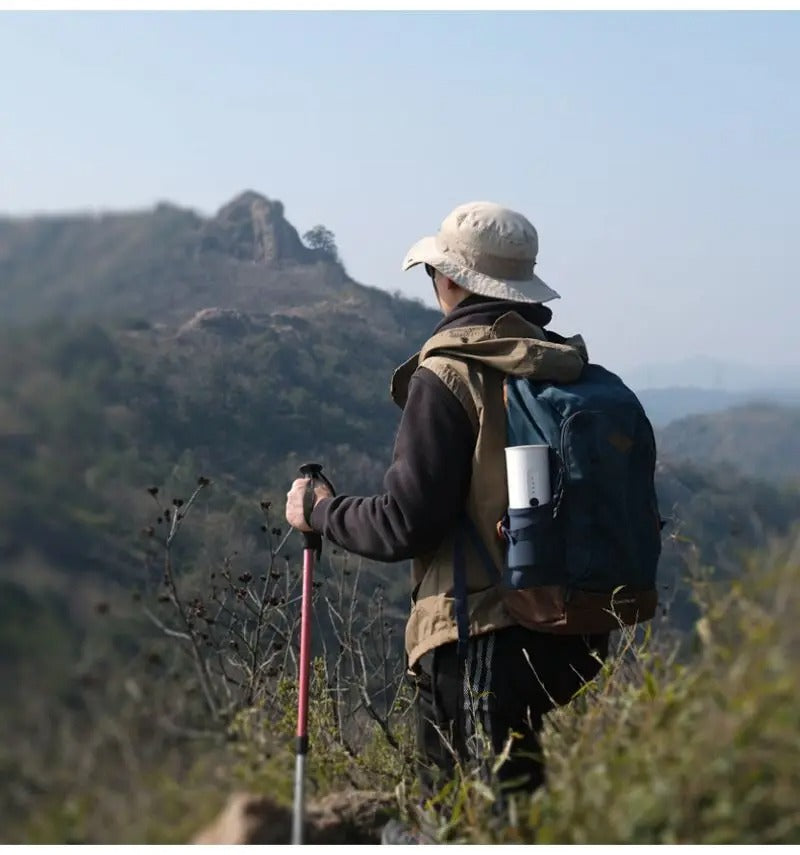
left=402, top=201, right=560, bottom=304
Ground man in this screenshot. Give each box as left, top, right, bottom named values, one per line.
left=285, top=201, right=608, bottom=839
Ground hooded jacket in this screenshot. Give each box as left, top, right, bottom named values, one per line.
left=311, top=296, right=589, bottom=667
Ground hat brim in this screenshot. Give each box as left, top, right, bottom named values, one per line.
left=402, top=235, right=560, bottom=304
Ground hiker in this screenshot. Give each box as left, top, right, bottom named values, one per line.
left=285, top=202, right=616, bottom=835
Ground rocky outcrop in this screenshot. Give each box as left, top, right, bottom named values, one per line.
left=199, top=191, right=316, bottom=265
left=176, top=307, right=261, bottom=338
left=191, top=789, right=396, bottom=845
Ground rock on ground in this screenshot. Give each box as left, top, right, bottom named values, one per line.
left=192, top=789, right=396, bottom=845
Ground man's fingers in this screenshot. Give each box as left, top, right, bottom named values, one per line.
left=287, top=477, right=308, bottom=494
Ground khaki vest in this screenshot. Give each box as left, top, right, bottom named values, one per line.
left=390, top=312, right=588, bottom=669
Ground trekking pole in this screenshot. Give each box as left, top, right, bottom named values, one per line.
left=292, top=461, right=335, bottom=846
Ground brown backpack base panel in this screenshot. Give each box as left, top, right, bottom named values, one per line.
left=503, top=585, right=658, bottom=634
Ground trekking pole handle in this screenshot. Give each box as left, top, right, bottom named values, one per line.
left=298, top=462, right=335, bottom=557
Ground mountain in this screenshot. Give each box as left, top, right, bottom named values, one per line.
left=625, top=357, right=800, bottom=426
left=657, top=403, right=800, bottom=487
left=637, top=386, right=800, bottom=427
left=0, top=191, right=441, bottom=733
left=8, top=189, right=800, bottom=430
left=0, top=191, right=438, bottom=601
left=0, top=190, right=433, bottom=335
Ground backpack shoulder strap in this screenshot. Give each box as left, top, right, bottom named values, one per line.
left=453, top=513, right=503, bottom=658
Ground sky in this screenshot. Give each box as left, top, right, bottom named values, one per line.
left=1, top=11, right=799, bottom=381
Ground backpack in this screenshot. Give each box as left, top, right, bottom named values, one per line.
left=454, top=362, right=663, bottom=645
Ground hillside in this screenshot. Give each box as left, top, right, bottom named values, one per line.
left=0, top=191, right=434, bottom=336
left=636, top=386, right=800, bottom=427
left=3, top=310, right=799, bottom=641
left=657, top=403, right=800, bottom=486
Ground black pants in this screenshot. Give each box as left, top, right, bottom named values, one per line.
left=411, top=625, right=609, bottom=800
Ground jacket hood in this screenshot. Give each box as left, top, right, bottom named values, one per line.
left=391, top=309, right=589, bottom=408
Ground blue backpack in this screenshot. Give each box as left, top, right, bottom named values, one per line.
left=456, top=362, right=662, bottom=643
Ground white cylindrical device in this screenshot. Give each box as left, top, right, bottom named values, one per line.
left=505, top=445, right=551, bottom=509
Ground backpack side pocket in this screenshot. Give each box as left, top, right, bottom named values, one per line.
left=500, top=504, right=565, bottom=589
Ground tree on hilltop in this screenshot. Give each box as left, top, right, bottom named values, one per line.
left=303, top=225, right=339, bottom=261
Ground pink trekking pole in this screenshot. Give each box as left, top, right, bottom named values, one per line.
left=292, top=462, right=334, bottom=845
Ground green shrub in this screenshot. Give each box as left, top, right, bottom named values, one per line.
left=422, top=532, right=800, bottom=844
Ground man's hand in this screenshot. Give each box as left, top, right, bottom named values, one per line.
left=285, top=477, right=333, bottom=532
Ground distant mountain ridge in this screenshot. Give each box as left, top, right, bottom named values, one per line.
left=637, top=386, right=800, bottom=427
left=656, top=402, right=800, bottom=486
left=0, top=190, right=436, bottom=335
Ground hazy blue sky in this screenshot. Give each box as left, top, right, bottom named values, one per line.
left=1, top=12, right=798, bottom=378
